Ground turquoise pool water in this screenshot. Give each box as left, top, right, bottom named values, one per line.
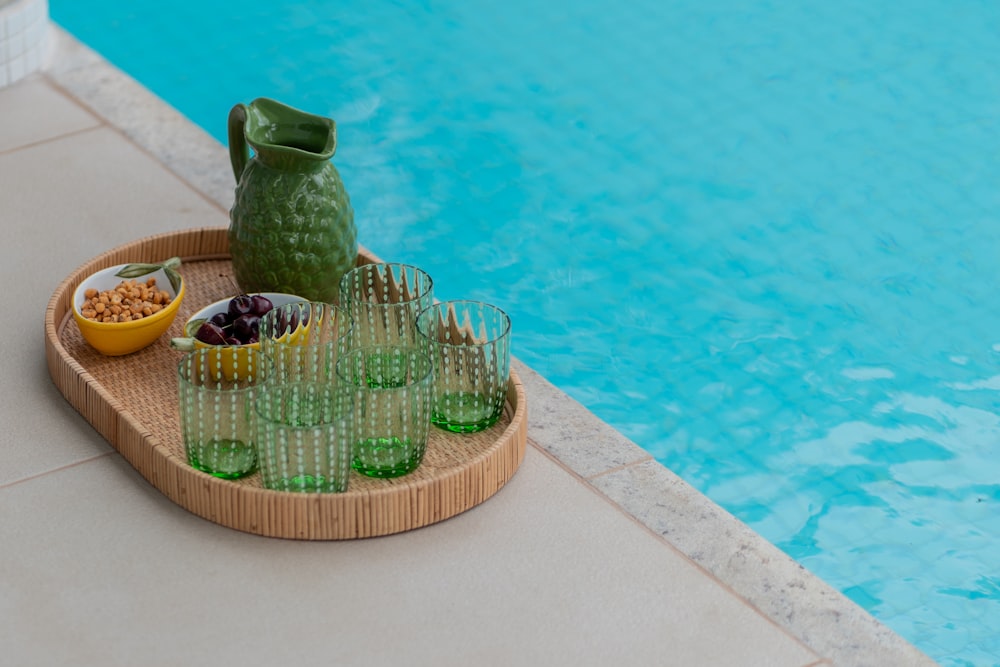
left=50, top=1, right=1000, bottom=663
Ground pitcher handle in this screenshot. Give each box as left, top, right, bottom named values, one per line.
left=228, top=103, right=249, bottom=183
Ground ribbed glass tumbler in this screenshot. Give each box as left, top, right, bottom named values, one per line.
left=336, top=345, right=434, bottom=478
left=177, top=347, right=267, bottom=479
left=416, top=300, right=511, bottom=433
left=258, top=301, right=353, bottom=385
left=253, top=381, right=353, bottom=493
left=338, top=263, right=433, bottom=348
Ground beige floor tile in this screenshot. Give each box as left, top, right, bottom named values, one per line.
left=0, top=118, right=226, bottom=484
left=0, top=124, right=226, bottom=276
left=0, top=76, right=100, bottom=153
left=0, top=448, right=819, bottom=667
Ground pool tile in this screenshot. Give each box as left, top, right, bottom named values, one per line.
left=0, top=0, right=49, bottom=88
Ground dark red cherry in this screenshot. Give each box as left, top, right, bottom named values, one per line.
left=233, top=314, right=261, bottom=343
left=228, top=294, right=254, bottom=318
left=250, top=294, right=274, bottom=317
left=209, top=312, right=230, bottom=328
left=194, top=322, right=228, bottom=345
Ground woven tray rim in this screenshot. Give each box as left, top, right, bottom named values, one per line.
left=44, top=227, right=527, bottom=540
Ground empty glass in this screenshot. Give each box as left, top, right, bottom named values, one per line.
left=253, top=381, right=353, bottom=493
left=258, top=301, right=353, bottom=384
left=177, top=347, right=267, bottom=479
left=338, top=263, right=433, bottom=348
left=416, top=300, right=511, bottom=433
left=336, top=345, right=434, bottom=478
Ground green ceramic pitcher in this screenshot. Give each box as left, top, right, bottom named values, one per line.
left=228, top=98, right=358, bottom=303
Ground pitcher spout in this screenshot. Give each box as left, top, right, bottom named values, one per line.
left=230, top=97, right=337, bottom=179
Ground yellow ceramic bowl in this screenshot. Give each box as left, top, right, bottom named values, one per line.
left=72, top=263, right=186, bottom=356
left=180, top=293, right=307, bottom=378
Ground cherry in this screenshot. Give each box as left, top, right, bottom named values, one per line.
left=209, top=312, right=230, bottom=328
left=250, top=294, right=274, bottom=317
left=194, top=322, right=228, bottom=345
left=233, top=314, right=261, bottom=343
left=190, top=294, right=279, bottom=347
left=228, top=294, right=254, bottom=319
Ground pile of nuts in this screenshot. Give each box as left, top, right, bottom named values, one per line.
left=79, top=278, right=173, bottom=323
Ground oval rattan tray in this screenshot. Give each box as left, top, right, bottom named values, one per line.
left=44, top=228, right=527, bottom=540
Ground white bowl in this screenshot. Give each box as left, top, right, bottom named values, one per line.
left=179, top=292, right=308, bottom=348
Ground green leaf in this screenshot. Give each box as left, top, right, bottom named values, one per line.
left=114, top=263, right=160, bottom=277
left=116, top=257, right=183, bottom=294
left=169, top=337, right=196, bottom=352
left=163, top=268, right=182, bottom=294
left=184, top=318, right=208, bottom=338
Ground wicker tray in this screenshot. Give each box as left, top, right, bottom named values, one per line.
left=44, top=228, right=527, bottom=540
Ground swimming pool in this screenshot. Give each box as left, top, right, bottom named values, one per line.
left=49, top=1, right=1000, bottom=663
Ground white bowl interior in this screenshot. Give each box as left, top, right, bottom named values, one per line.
left=73, top=264, right=180, bottom=318
left=186, top=292, right=308, bottom=326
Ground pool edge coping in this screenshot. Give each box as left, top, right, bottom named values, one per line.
left=40, top=23, right=937, bottom=667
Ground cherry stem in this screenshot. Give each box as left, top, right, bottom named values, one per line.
left=219, top=273, right=243, bottom=297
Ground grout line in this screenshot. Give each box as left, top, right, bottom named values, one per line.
left=42, top=71, right=232, bottom=217
left=0, top=450, right=116, bottom=490
left=0, top=120, right=103, bottom=156
left=583, top=454, right=654, bottom=480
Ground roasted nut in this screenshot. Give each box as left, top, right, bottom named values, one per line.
left=79, top=278, right=172, bottom=323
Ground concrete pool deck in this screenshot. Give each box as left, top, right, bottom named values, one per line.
left=0, top=26, right=937, bottom=666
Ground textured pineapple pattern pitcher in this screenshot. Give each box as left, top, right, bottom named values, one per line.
left=228, top=98, right=358, bottom=304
